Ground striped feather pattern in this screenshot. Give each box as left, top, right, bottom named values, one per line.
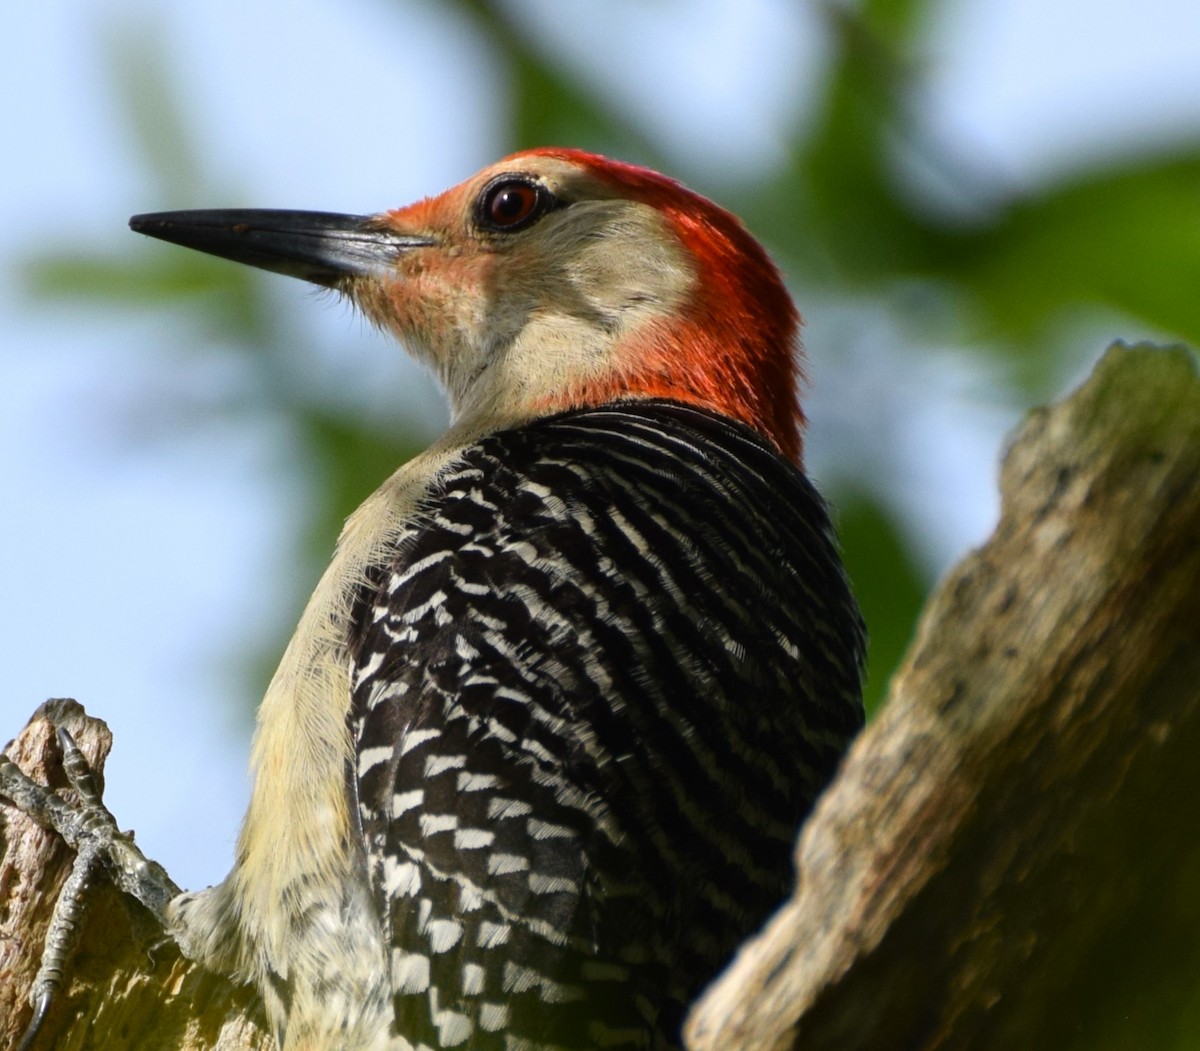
left=348, top=400, right=865, bottom=1050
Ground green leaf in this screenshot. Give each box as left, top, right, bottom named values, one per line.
left=951, top=155, right=1200, bottom=357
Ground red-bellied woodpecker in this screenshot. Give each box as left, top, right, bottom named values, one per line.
left=6, top=149, right=865, bottom=1051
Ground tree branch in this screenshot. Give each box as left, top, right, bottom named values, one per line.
left=0, top=700, right=268, bottom=1051
left=686, top=342, right=1200, bottom=1050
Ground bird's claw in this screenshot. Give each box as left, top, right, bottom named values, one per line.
left=0, top=720, right=180, bottom=1049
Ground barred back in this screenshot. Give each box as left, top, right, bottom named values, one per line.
left=349, top=400, right=865, bottom=1050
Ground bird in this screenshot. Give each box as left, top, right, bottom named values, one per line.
left=14, top=148, right=866, bottom=1051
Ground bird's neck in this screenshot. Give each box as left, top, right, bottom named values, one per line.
left=438, top=318, right=802, bottom=465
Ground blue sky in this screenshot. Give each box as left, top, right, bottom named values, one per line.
left=2, top=0, right=1198, bottom=891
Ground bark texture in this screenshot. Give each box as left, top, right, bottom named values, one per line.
left=2, top=342, right=1198, bottom=1050
left=687, top=342, right=1200, bottom=1051
left=0, top=700, right=268, bottom=1051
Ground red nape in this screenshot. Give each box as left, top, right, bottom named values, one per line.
left=527, top=148, right=804, bottom=464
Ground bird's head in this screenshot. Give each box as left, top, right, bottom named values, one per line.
left=131, top=149, right=804, bottom=461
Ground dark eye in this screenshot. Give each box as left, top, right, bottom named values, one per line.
left=478, top=177, right=552, bottom=232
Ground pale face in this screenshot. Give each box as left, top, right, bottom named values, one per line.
left=348, top=156, right=697, bottom=427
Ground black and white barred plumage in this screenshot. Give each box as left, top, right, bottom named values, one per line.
left=348, top=400, right=865, bottom=1050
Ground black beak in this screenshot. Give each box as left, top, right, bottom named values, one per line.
left=129, top=209, right=432, bottom=287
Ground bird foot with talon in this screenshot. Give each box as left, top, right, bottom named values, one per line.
left=0, top=700, right=180, bottom=1050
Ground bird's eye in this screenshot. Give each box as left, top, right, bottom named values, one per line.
left=478, top=177, right=552, bottom=233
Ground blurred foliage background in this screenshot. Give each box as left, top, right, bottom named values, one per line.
left=4, top=0, right=1199, bottom=1040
